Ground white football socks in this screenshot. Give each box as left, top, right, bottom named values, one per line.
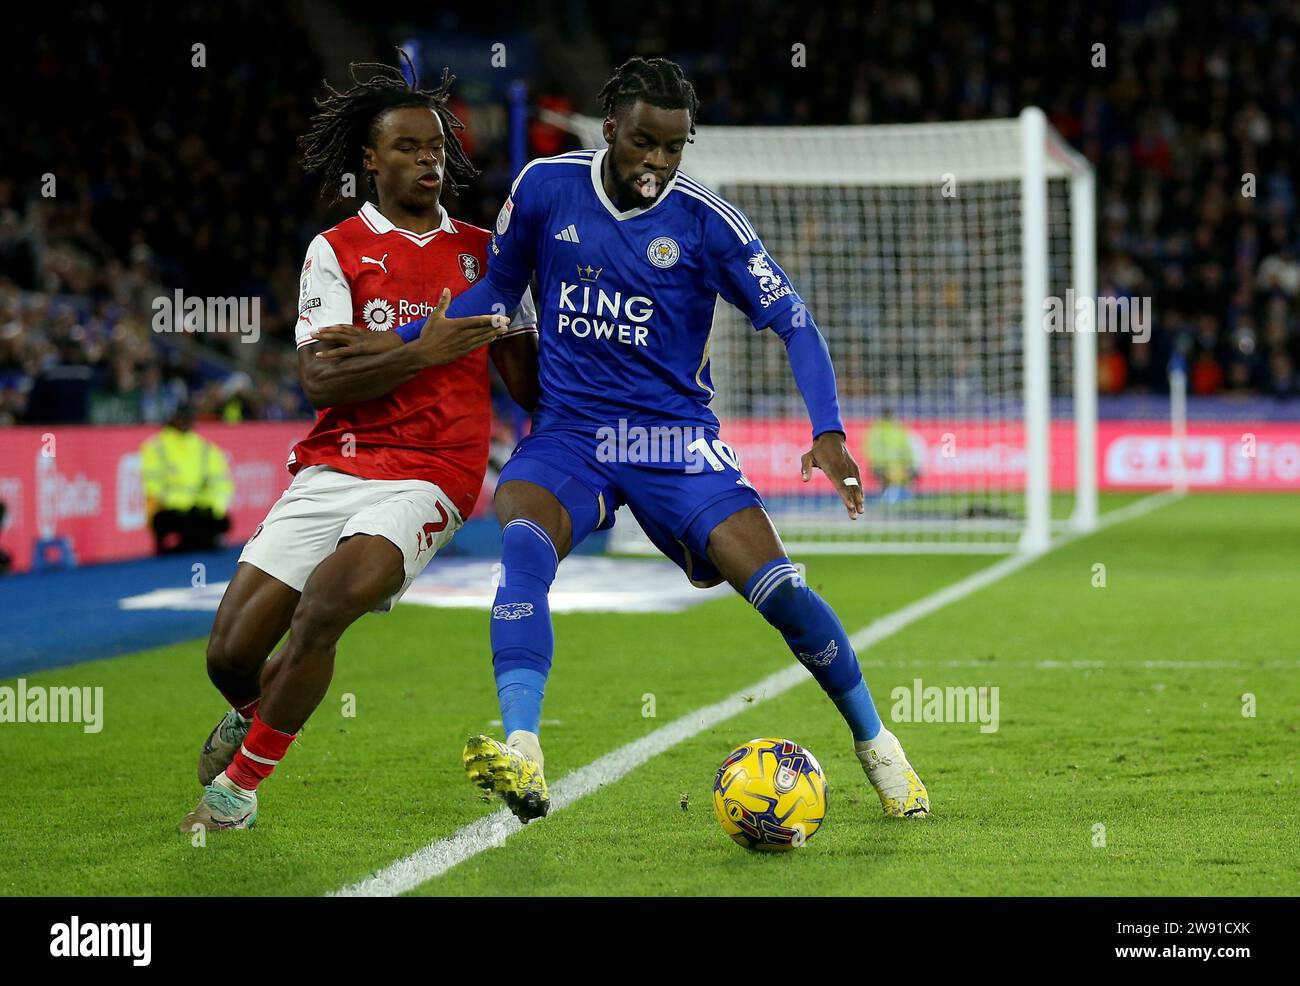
left=506, top=729, right=544, bottom=770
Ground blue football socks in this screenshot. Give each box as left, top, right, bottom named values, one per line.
left=743, top=557, right=882, bottom=741
left=490, top=519, right=559, bottom=736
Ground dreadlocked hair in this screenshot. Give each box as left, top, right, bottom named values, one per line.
left=298, top=49, right=477, bottom=203
left=597, top=57, right=699, bottom=141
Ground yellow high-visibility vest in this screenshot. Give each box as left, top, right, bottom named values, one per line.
left=865, top=420, right=916, bottom=472
left=139, top=427, right=233, bottom=515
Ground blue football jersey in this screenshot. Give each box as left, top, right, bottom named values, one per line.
left=487, top=148, right=804, bottom=430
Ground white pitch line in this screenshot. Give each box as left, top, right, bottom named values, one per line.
left=859, top=659, right=1300, bottom=671
left=332, top=491, right=1180, bottom=897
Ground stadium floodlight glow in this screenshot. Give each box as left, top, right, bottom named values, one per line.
left=552, top=108, right=1098, bottom=554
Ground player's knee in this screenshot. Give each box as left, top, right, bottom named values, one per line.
left=499, top=518, right=559, bottom=590
left=496, top=483, right=571, bottom=556
left=202, top=629, right=244, bottom=681
left=205, top=627, right=249, bottom=680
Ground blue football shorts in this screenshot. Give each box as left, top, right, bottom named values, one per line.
left=497, top=423, right=765, bottom=587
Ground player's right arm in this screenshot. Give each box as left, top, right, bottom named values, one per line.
left=300, top=289, right=507, bottom=409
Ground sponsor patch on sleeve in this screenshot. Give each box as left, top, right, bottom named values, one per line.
left=495, top=197, right=514, bottom=235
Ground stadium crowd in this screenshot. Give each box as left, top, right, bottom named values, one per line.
left=2, top=5, right=325, bottom=425
left=3, top=1, right=1298, bottom=427
left=592, top=0, right=1300, bottom=400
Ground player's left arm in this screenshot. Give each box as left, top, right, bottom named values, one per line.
left=707, top=217, right=863, bottom=518
left=773, top=307, right=863, bottom=518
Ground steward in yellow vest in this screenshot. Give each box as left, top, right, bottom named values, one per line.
left=139, top=405, right=233, bottom=553
left=865, top=409, right=919, bottom=491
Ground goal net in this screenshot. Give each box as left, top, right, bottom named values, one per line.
left=557, top=108, right=1097, bottom=554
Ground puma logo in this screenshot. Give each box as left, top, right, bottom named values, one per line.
left=361, top=253, right=389, bottom=274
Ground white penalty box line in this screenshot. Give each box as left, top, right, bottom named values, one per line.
left=331, top=492, right=1181, bottom=897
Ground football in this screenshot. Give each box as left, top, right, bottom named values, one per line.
left=712, top=738, right=828, bottom=851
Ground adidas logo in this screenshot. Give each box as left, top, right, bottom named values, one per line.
left=554, top=224, right=580, bottom=243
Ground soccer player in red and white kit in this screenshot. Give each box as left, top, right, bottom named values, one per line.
left=180, top=59, right=538, bottom=832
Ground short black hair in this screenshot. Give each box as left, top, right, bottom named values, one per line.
left=299, top=49, right=477, bottom=203
left=597, top=57, right=699, bottom=140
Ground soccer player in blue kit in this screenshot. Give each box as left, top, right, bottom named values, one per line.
left=321, top=57, right=929, bottom=824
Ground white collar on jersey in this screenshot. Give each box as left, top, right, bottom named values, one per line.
left=358, top=201, right=456, bottom=245
left=589, top=148, right=679, bottom=222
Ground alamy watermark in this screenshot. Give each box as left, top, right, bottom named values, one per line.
left=151, top=290, right=260, bottom=344
left=0, top=678, right=103, bottom=733
left=890, top=677, right=999, bottom=733
left=595, top=419, right=742, bottom=475
left=1043, top=289, right=1151, bottom=344
left=50, top=916, right=150, bottom=965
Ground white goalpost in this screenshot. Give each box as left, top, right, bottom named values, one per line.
left=554, top=107, right=1097, bottom=554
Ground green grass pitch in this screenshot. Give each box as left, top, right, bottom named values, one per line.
left=1, top=492, right=1296, bottom=896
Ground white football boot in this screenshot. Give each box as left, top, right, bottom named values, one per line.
left=179, top=773, right=258, bottom=832
left=856, top=727, right=930, bottom=818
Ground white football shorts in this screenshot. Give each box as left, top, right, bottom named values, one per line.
left=238, top=464, right=463, bottom=612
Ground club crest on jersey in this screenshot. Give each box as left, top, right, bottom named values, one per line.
left=495, top=197, right=514, bottom=235
left=459, top=253, right=480, bottom=283
left=362, top=298, right=397, bottom=330
left=646, top=236, right=680, bottom=269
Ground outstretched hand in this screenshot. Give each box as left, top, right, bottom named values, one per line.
left=313, top=288, right=507, bottom=364
left=410, top=288, right=509, bottom=364
left=800, top=431, right=864, bottom=519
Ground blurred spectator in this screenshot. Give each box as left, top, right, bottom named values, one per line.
left=1258, top=244, right=1300, bottom=297
left=139, top=405, right=233, bottom=554
left=865, top=408, right=919, bottom=499
left=1268, top=348, right=1296, bottom=398
left=1098, top=335, right=1129, bottom=394
left=1191, top=350, right=1225, bottom=395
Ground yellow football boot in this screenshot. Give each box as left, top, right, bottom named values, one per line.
left=463, top=733, right=551, bottom=823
